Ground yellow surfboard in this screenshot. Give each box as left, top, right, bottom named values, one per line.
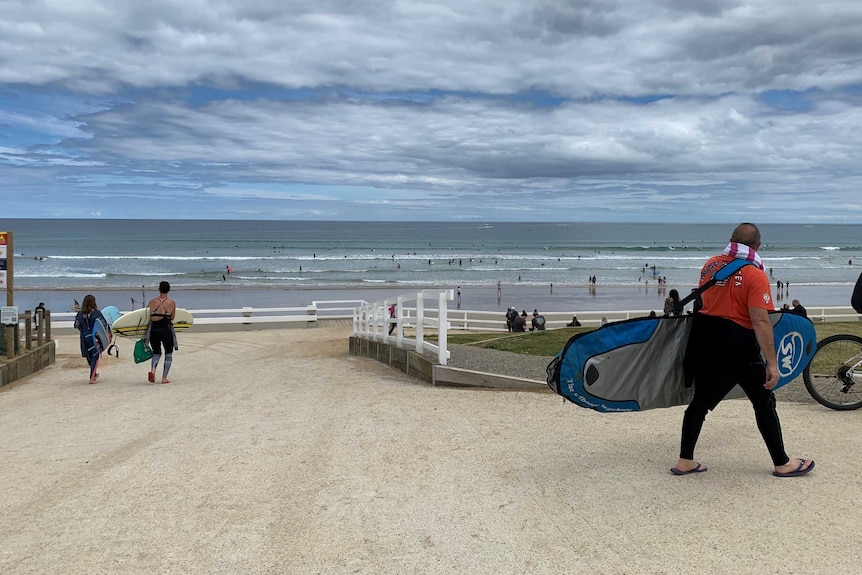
left=111, top=307, right=194, bottom=337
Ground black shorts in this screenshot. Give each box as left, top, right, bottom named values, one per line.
left=149, top=327, right=174, bottom=355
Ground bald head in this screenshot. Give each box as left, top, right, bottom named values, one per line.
left=730, top=223, right=761, bottom=249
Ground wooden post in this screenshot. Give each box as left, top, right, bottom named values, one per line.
left=36, top=309, right=44, bottom=346
left=24, top=311, right=32, bottom=350
left=4, top=326, right=12, bottom=361
left=44, top=310, right=52, bottom=341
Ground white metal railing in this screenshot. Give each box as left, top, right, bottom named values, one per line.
left=31, top=302, right=862, bottom=336
left=353, top=290, right=454, bottom=366
left=43, top=301, right=368, bottom=332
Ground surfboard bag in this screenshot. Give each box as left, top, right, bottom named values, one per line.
left=546, top=260, right=818, bottom=413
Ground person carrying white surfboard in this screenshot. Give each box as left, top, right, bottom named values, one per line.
left=672, top=223, right=815, bottom=478
left=73, top=294, right=112, bottom=384
left=146, top=281, right=177, bottom=384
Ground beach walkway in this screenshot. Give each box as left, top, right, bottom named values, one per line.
left=1, top=327, right=859, bottom=574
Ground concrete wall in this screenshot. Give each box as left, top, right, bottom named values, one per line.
left=348, top=336, right=546, bottom=391
left=0, top=340, right=56, bottom=388
left=349, top=336, right=434, bottom=383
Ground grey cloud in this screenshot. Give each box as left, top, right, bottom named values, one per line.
left=2, top=1, right=861, bottom=96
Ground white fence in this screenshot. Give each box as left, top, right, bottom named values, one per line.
left=45, top=300, right=369, bottom=333
left=353, top=290, right=454, bottom=366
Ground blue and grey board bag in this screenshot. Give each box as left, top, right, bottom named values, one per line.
left=546, top=260, right=818, bottom=413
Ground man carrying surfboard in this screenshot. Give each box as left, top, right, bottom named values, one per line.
left=146, top=281, right=177, bottom=384
left=672, top=223, right=815, bottom=478
left=73, top=294, right=112, bottom=384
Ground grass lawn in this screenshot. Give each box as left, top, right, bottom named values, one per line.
left=443, top=321, right=862, bottom=357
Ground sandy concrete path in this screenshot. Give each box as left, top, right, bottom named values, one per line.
left=1, top=327, right=860, bottom=574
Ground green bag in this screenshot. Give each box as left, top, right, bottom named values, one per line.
left=133, top=338, right=153, bottom=364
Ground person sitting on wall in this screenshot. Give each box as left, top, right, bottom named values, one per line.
left=790, top=299, right=808, bottom=317
left=566, top=315, right=582, bottom=327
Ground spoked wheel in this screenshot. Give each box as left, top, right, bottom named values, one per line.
left=803, top=334, right=862, bottom=410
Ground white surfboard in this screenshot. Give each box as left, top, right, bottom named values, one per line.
left=112, top=307, right=194, bottom=337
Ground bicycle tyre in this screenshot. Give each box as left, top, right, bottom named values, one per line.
left=803, top=334, right=862, bottom=411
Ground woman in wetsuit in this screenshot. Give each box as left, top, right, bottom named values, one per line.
left=147, top=281, right=177, bottom=384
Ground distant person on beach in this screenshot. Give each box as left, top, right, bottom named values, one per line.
left=600, top=316, right=608, bottom=326
left=388, top=304, right=397, bottom=335
left=512, top=311, right=527, bottom=332
left=663, top=289, right=682, bottom=317
left=672, top=222, right=814, bottom=478
left=790, top=299, right=807, bottom=317
left=74, top=294, right=110, bottom=384
left=73, top=299, right=80, bottom=312
left=530, top=310, right=546, bottom=331
left=147, top=281, right=177, bottom=384
left=566, top=315, right=582, bottom=327
left=505, top=307, right=517, bottom=332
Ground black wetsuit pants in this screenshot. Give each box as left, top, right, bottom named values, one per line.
left=680, top=313, right=790, bottom=467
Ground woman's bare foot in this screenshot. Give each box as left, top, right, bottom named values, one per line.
left=161, top=379, right=170, bottom=384
left=773, top=458, right=815, bottom=477
left=671, top=458, right=708, bottom=475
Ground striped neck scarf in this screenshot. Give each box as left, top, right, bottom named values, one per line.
left=723, top=242, right=764, bottom=270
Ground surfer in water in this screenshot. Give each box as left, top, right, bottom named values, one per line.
left=74, top=294, right=110, bottom=384
left=673, top=223, right=814, bottom=478
left=147, top=281, right=177, bottom=384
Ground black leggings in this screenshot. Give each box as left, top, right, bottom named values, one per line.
left=680, top=314, right=789, bottom=466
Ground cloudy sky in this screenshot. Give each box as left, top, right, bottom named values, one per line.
left=2, top=0, right=862, bottom=222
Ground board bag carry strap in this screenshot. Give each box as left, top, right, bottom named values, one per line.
left=679, top=259, right=753, bottom=308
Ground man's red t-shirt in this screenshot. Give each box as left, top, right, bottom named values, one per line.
left=699, top=254, right=774, bottom=329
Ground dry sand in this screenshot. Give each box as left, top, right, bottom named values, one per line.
left=1, top=326, right=860, bottom=574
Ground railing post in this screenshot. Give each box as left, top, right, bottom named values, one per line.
left=438, top=291, right=448, bottom=366
left=4, top=326, right=14, bottom=360
left=415, top=294, right=424, bottom=353
left=36, top=309, right=44, bottom=345
left=24, top=311, right=32, bottom=350
left=396, top=296, right=403, bottom=346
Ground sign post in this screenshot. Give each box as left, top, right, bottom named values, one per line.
left=1, top=232, right=13, bottom=359
left=0, top=231, right=10, bottom=305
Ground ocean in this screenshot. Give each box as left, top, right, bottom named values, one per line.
left=2, top=219, right=860, bottom=314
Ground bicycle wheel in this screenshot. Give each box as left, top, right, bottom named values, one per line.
left=803, top=334, right=862, bottom=410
